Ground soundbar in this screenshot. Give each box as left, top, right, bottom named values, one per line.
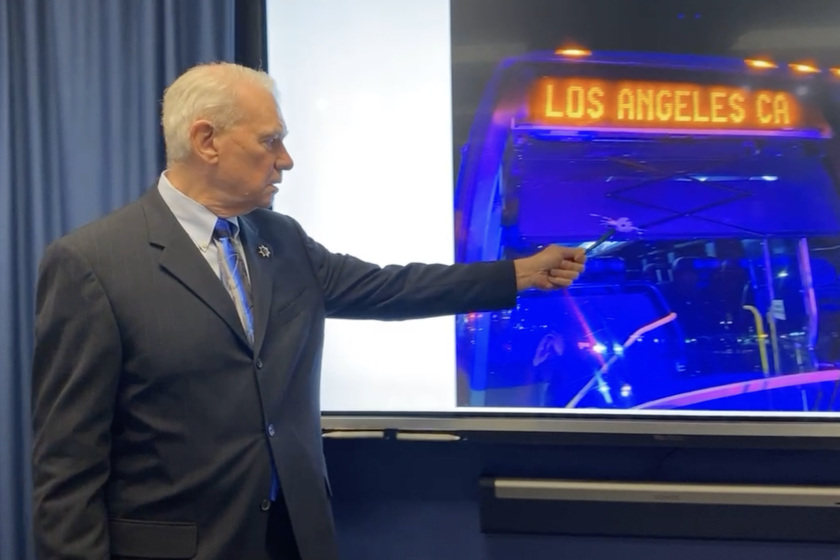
left=480, top=478, right=840, bottom=543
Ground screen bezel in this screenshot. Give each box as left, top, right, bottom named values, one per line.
left=321, top=412, right=840, bottom=450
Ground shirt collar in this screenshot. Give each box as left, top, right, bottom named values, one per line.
left=156, top=172, right=239, bottom=250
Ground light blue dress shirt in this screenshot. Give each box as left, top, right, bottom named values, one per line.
left=156, top=172, right=249, bottom=279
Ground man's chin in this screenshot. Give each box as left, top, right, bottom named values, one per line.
left=259, top=193, right=276, bottom=210
left=254, top=184, right=278, bottom=210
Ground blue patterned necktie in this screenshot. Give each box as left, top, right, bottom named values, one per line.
left=213, top=219, right=280, bottom=501
left=213, top=219, right=254, bottom=343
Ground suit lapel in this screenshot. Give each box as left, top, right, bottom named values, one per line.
left=141, top=187, right=251, bottom=349
left=238, top=215, right=274, bottom=356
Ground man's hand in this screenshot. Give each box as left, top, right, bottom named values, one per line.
left=514, top=245, right=586, bottom=291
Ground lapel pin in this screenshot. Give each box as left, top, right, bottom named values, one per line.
left=258, top=245, right=271, bottom=258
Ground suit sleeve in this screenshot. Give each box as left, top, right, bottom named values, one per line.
left=293, top=222, right=518, bottom=320
left=31, top=241, right=121, bottom=560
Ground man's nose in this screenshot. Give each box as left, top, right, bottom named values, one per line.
left=276, top=151, right=294, bottom=172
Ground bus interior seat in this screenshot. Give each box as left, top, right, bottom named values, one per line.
left=811, top=257, right=840, bottom=311
left=643, top=262, right=672, bottom=284
left=809, top=257, right=840, bottom=365
left=668, top=256, right=747, bottom=374
left=579, top=256, right=626, bottom=283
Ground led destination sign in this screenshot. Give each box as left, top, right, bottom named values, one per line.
left=527, top=77, right=826, bottom=135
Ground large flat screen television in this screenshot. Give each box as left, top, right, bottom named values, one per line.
left=265, top=0, right=840, bottom=444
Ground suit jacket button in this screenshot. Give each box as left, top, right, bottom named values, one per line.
left=261, top=499, right=271, bottom=511
left=267, top=424, right=275, bottom=437
left=255, top=358, right=264, bottom=369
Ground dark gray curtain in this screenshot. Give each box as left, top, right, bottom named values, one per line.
left=0, top=1, right=237, bottom=558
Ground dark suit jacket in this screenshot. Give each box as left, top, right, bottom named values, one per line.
left=31, top=186, right=517, bottom=560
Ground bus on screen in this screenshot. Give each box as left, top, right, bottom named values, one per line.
left=454, top=50, right=840, bottom=413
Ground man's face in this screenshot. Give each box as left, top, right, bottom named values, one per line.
left=210, top=83, right=294, bottom=214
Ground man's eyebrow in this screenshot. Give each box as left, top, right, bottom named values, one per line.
left=263, top=128, right=287, bottom=140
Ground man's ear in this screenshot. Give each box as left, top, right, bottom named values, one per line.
left=189, top=119, right=219, bottom=163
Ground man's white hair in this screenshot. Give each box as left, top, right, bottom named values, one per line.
left=161, top=62, right=279, bottom=164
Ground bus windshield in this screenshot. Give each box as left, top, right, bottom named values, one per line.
left=455, top=51, right=840, bottom=413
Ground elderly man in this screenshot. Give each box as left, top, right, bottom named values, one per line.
left=31, top=62, right=585, bottom=560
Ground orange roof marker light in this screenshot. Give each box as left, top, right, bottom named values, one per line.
left=555, top=48, right=591, bottom=57
left=745, top=59, right=777, bottom=69
left=829, top=68, right=840, bottom=77
left=789, top=62, right=821, bottom=74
